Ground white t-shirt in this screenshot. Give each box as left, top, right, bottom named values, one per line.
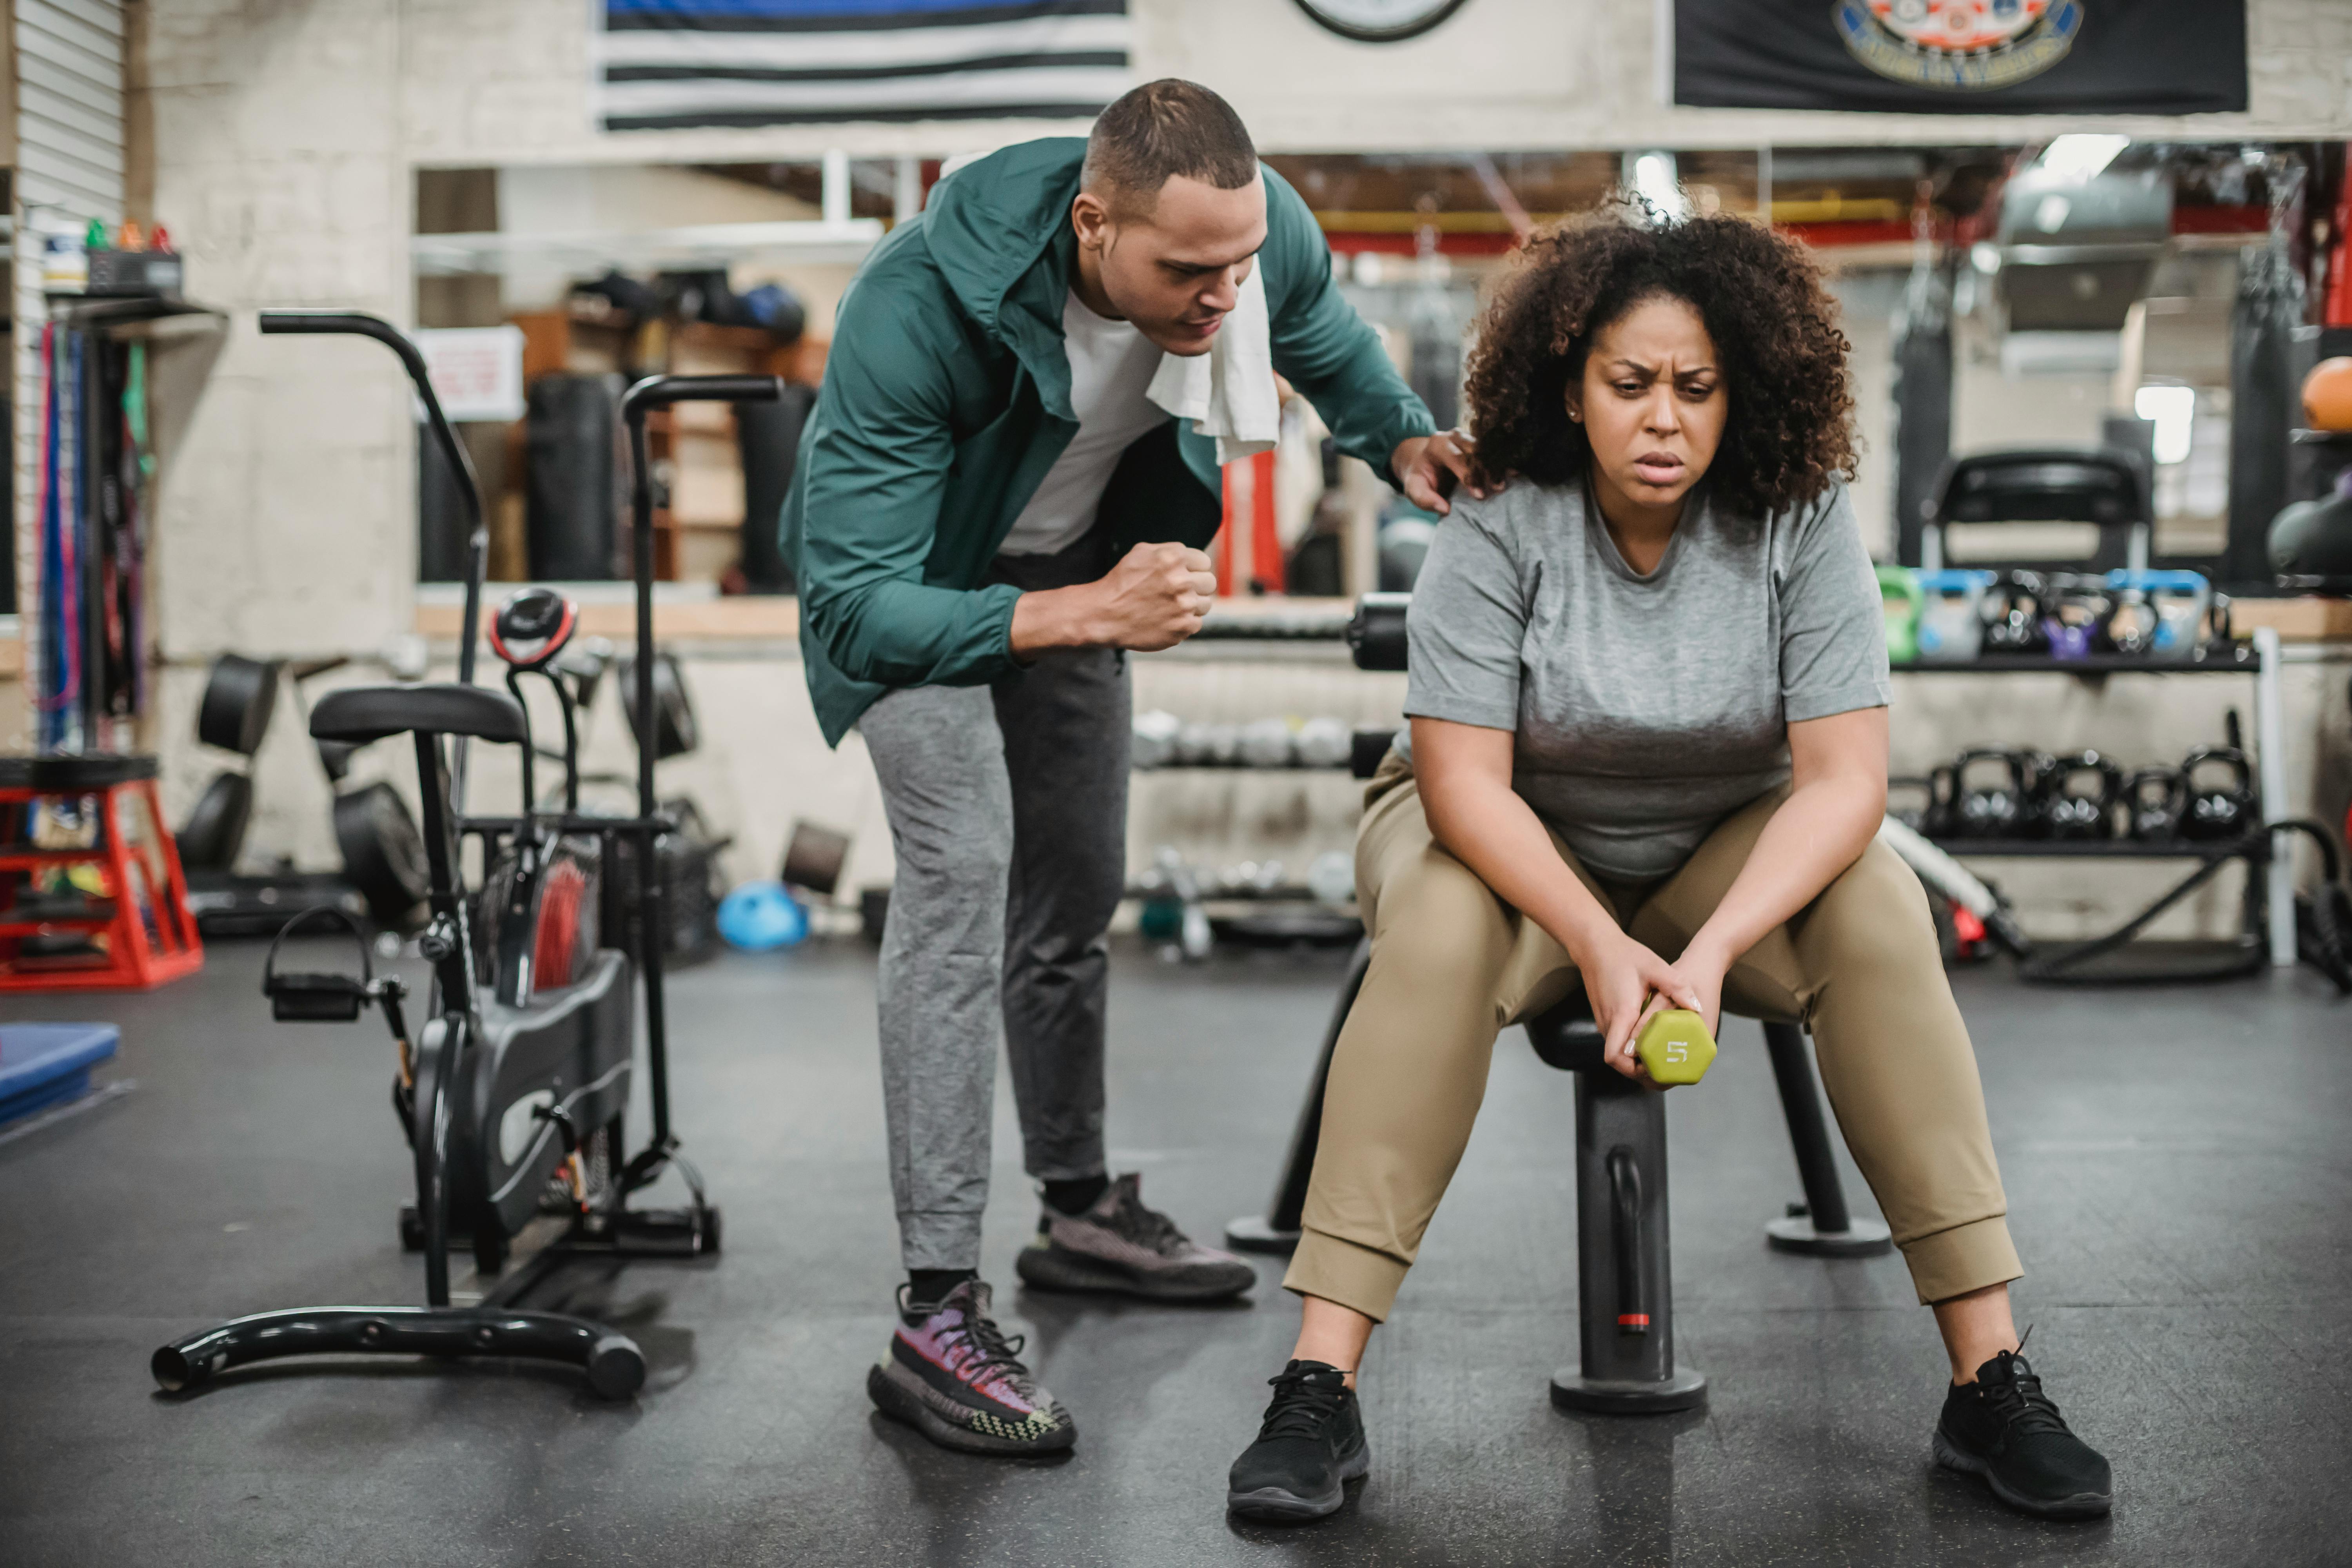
left=996, top=291, right=1170, bottom=557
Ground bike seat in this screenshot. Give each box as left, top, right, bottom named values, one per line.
left=310, top=683, right=528, bottom=746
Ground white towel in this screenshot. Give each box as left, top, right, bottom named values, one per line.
left=1145, top=265, right=1279, bottom=465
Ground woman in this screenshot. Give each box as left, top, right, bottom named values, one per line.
left=1223, top=207, right=2112, bottom=1524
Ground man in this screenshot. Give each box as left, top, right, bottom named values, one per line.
left=784, top=79, right=1472, bottom=1458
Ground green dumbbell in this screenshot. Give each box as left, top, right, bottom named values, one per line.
left=1635, top=1008, right=1717, bottom=1086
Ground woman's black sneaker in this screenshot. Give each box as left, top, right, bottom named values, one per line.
left=1933, top=1346, right=2112, bottom=1519
left=1226, top=1361, right=1369, bottom=1523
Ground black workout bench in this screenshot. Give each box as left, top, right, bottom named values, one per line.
left=1225, top=593, right=1892, bottom=1415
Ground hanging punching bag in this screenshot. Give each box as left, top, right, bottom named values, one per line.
left=2227, top=245, right=2305, bottom=588
left=1890, top=261, right=1955, bottom=567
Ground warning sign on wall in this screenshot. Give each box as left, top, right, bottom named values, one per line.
left=416, top=326, right=526, bottom=423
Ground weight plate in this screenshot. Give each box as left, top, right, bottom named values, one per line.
left=175, top=771, right=253, bottom=871
left=617, top=650, right=698, bottom=760
left=334, top=782, right=430, bottom=925
left=197, top=654, right=280, bottom=756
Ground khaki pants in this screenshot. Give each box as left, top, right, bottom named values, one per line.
left=1284, top=758, right=2022, bottom=1321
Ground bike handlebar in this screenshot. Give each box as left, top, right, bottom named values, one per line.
left=619, top=374, right=784, bottom=421
left=258, top=310, right=488, bottom=691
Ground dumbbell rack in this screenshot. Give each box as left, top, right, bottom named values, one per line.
left=1898, top=629, right=2295, bottom=970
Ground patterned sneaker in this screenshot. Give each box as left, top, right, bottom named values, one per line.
left=865, top=1280, right=1077, bottom=1456
left=1014, top=1172, right=1256, bottom=1302
left=1933, top=1343, right=2112, bottom=1519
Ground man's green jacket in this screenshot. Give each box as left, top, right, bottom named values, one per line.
left=782, top=136, right=1434, bottom=746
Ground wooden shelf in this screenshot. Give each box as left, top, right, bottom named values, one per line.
left=417, top=594, right=799, bottom=642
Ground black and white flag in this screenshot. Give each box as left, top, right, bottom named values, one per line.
left=1673, top=2, right=2246, bottom=116
left=595, top=0, right=1133, bottom=131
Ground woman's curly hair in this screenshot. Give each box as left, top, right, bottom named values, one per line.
left=1462, top=201, right=1857, bottom=518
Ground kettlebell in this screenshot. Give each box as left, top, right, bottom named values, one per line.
left=2181, top=746, right=2256, bottom=841
left=2126, top=765, right=2187, bottom=841
left=2040, top=578, right=2112, bottom=662
left=1878, top=566, right=1923, bottom=663
left=1924, top=762, right=1959, bottom=838
left=2103, top=588, right=2158, bottom=657
left=1887, top=775, right=1937, bottom=834
left=2018, top=750, right=2062, bottom=832
left=1914, top=570, right=1994, bottom=662
left=1981, top=570, right=2049, bottom=655
left=2035, top=751, right=2123, bottom=840
left=1954, top=749, right=2031, bottom=838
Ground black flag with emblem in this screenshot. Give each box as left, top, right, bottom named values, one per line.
left=1673, top=2, right=2245, bottom=115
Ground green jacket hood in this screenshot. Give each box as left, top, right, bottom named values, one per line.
left=924, top=138, right=1087, bottom=410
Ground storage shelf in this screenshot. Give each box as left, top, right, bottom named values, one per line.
left=1925, top=835, right=2262, bottom=860
left=1134, top=764, right=1355, bottom=774
left=1892, top=648, right=2256, bottom=675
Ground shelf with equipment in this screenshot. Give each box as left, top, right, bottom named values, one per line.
left=25, top=279, right=227, bottom=757
left=1892, top=626, right=2293, bottom=969
left=1891, top=646, right=2257, bottom=675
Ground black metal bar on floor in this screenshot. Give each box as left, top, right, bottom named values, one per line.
left=151, top=1306, right=644, bottom=1399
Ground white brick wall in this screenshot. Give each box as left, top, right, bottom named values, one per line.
left=134, top=0, right=2351, bottom=892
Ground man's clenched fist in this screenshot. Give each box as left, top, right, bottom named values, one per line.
left=1010, top=541, right=1216, bottom=657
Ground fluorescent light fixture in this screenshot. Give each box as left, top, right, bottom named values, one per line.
left=2038, top=134, right=2131, bottom=183
left=1630, top=151, right=1690, bottom=222
left=2134, top=383, right=2198, bottom=466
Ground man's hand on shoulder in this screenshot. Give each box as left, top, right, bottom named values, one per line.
left=1009, top=542, right=1217, bottom=657
left=1392, top=430, right=1491, bottom=516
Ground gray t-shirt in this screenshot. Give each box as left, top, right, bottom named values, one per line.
left=1400, top=480, right=1890, bottom=880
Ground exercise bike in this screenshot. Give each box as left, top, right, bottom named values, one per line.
left=151, top=310, right=779, bottom=1399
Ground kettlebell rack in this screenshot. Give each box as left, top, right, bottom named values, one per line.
left=1896, top=628, right=2294, bottom=977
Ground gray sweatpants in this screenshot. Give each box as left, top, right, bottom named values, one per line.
left=857, top=535, right=1131, bottom=1272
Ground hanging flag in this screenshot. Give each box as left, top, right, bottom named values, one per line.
left=595, top=0, right=1133, bottom=131
left=1673, top=2, right=2246, bottom=115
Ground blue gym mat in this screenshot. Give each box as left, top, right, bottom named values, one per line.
left=0, top=1022, right=121, bottom=1127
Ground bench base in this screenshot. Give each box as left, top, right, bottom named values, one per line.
left=1766, top=1211, right=1894, bottom=1257
left=1551, top=1365, right=1709, bottom=1415
left=1223, top=1215, right=1300, bottom=1255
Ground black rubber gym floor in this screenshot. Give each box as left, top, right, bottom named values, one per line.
left=2, top=938, right=2347, bottom=1566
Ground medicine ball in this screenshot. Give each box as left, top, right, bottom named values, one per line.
left=718, top=881, right=808, bottom=952
left=2303, top=356, right=2352, bottom=432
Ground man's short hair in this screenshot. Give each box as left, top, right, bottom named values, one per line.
left=1082, top=79, right=1258, bottom=217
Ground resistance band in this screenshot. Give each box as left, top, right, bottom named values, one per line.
left=34, top=321, right=78, bottom=750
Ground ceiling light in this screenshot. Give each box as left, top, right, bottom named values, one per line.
left=1629, top=151, right=1690, bottom=223
left=2038, top=134, right=2131, bottom=183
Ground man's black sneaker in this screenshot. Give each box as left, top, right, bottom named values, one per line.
left=1226, top=1360, right=1369, bottom=1523
left=1933, top=1347, right=2112, bottom=1519
left=866, top=1279, right=1077, bottom=1456
left=1015, top=1172, right=1256, bottom=1302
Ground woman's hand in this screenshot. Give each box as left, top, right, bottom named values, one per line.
left=1575, top=930, right=1702, bottom=1083
left=1631, top=938, right=1729, bottom=1070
